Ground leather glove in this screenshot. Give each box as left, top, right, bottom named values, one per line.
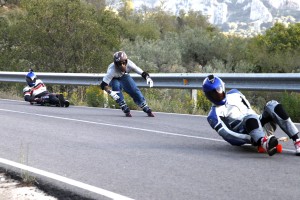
left=109, top=90, right=120, bottom=101
left=146, top=77, right=153, bottom=88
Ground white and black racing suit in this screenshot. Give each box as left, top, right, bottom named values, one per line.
left=23, top=79, right=61, bottom=105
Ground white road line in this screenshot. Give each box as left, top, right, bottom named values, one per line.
left=0, top=158, right=134, bottom=200
left=0, top=108, right=225, bottom=142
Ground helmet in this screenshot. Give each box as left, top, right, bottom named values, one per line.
left=202, top=75, right=226, bottom=105
left=25, top=69, right=37, bottom=87
left=113, top=51, right=128, bottom=68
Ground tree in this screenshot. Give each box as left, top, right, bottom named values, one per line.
left=7, top=0, right=121, bottom=73
left=248, top=22, right=300, bottom=72
left=0, top=5, right=26, bottom=71
left=122, top=33, right=183, bottom=73
left=256, top=22, right=300, bottom=53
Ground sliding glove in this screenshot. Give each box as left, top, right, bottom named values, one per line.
left=109, top=90, right=120, bottom=101
left=146, top=77, right=153, bottom=88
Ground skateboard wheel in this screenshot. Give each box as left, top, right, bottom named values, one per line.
left=276, top=144, right=282, bottom=153
left=257, top=146, right=265, bottom=153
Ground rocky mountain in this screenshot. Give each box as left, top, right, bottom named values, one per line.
left=131, top=0, right=300, bottom=37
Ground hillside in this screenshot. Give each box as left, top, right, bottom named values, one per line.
left=130, top=0, right=300, bottom=37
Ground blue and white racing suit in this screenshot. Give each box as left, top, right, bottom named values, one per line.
left=207, top=89, right=299, bottom=146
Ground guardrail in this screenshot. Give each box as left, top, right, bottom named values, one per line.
left=0, top=72, right=299, bottom=91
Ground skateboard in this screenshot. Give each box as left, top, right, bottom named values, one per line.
left=257, top=137, right=288, bottom=153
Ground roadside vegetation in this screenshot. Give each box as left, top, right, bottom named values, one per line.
left=0, top=0, right=300, bottom=121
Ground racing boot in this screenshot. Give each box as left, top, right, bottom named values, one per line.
left=64, top=100, right=70, bottom=107
left=294, top=139, right=300, bottom=156
left=260, top=135, right=278, bottom=156
left=122, top=106, right=131, bottom=117
left=141, top=104, right=154, bottom=117
left=119, top=100, right=131, bottom=117
left=58, top=94, right=65, bottom=107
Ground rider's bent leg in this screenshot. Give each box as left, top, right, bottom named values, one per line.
left=110, top=78, right=130, bottom=115
left=244, top=115, right=265, bottom=144
left=262, top=100, right=300, bottom=155
left=48, top=94, right=60, bottom=105
left=244, top=115, right=278, bottom=156
left=262, top=100, right=299, bottom=139
left=120, top=74, right=154, bottom=116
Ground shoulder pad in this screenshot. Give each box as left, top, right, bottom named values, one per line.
left=227, top=89, right=242, bottom=95
left=35, top=79, right=43, bottom=84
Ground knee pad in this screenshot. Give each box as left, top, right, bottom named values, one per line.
left=274, top=104, right=289, bottom=120
left=245, top=118, right=259, bottom=133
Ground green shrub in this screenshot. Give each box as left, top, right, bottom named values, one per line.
left=280, top=91, right=300, bottom=122
left=123, top=93, right=139, bottom=110
left=196, top=90, right=212, bottom=114
left=86, top=86, right=105, bottom=107
left=142, top=88, right=199, bottom=114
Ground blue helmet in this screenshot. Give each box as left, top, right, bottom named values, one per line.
left=202, top=75, right=226, bottom=105
left=25, top=69, right=37, bottom=87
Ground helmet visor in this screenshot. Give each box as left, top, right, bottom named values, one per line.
left=116, top=60, right=127, bottom=68
left=26, top=77, right=36, bottom=86
left=205, top=85, right=225, bottom=103
left=115, top=60, right=127, bottom=72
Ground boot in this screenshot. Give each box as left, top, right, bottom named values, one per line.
left=119, top=100, right=131, bottom=117
left=64, top=100, right=70, bottom=107
left=142, top=105, right=154, bottom=117
left=294, top=139, right=300, bottom=156
left=58, top=94, right=65, bottom=107
left=261, top=135, right=278, bottom=156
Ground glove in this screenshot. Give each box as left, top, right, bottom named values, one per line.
left=146, top=77, right=153, bottom=88
left=109, top=90, right=120, bottom=101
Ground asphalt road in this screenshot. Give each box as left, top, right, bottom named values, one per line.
left=0, top=99, right=299, bottom=200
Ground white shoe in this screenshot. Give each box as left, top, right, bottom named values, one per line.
left=294, top=139, right=300, bottom=156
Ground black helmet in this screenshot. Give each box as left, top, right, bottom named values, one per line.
left=113, top=51, right=128, bottom=68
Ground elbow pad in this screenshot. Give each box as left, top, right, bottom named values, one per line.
left=141, top=71, right=150, bottom=80
left=100, top=81, right=108, bottom=90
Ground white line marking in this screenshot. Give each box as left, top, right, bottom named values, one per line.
left=0, top=158, right=134, bottom=200
left=0, top=98, right=208, bottom=117
left=0, top=108, right=224, bottom=141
